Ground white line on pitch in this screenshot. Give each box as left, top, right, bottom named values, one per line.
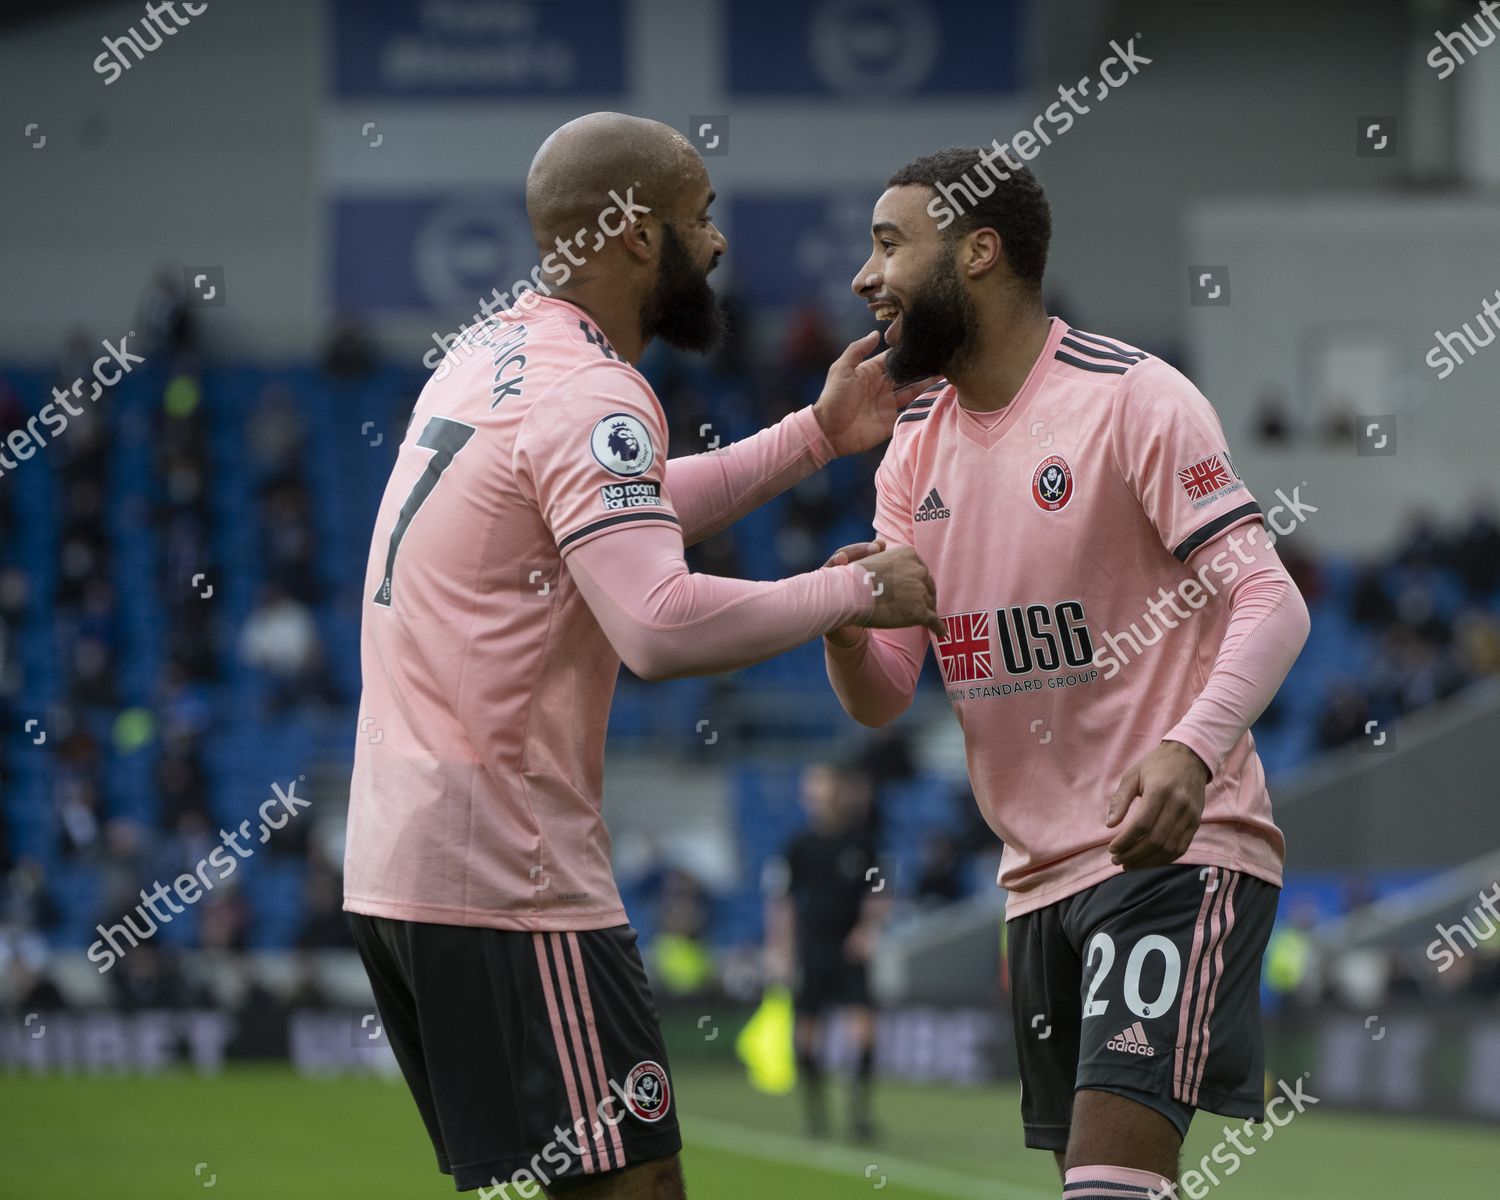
left=682, top=1116, right=1054, bottom=1200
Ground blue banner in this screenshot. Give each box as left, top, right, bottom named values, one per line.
left=726, top=0, right=1023, bottom=99
left=330, top=194, right=538, bottom=315
left=330, top=0, right=627, bottom=100
left=726, top=191, right=886, bottom=313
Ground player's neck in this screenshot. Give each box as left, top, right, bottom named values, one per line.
left=949, top=303, right=1052, bottom=414
left=555, top=286, right=649, bottom=363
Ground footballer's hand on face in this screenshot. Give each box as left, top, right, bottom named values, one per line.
left=1104, top=740, right=1211, bottom=869
left=812, top=331, right=939, bottom=457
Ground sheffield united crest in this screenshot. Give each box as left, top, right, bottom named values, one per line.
left=1031, top=455, right=1073, bottom=511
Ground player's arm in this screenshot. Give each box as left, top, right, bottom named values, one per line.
left=762, top=854, right=796, bottom=985
left=844, top=882, right=893, bottom=963
left=518, top=364, right=939, bottom=681
left=1103, top=362, right=1311, bottom=868
left=1157, top=524, right=1310, bottom=779
left=823, top=436, right=932, bottom=726
left=1106, top=526, right=1308, bottom=868
left=666, top=332, right=935, bottom=545
left=823, top=544, right=931, bottom=725
left=567, top=524, right=941, bottom=681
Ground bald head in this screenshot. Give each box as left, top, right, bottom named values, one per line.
left=527, top=112, right=704, bottom=253
left=522, top=113, right=728, bottom=360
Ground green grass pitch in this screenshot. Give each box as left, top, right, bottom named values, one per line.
left=2, top=1063, right=1494, bottom=1198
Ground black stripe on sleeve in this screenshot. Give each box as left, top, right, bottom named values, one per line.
left=1172, top=501, right=1262, bottom=561
left=557, top=510, right=682, bottom=551
left=1060, top=335, right=1141, bottom=366
left=896, top=410, right=931, bottom=425
left=1068, top=329, right=1148, bottom=359
left=1055, top=350, right=1129, bottom=375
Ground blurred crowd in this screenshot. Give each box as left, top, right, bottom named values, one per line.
left=0, top=272, right=356, bottom=1000
left=1286, top=503, right=1500, bottom=751
left=1264, top=888, right=1500, bottom=1014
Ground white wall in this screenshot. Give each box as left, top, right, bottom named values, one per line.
left=1188, top=195, right=1500, bottom=552
left=0, top=0, right=321, bottom=359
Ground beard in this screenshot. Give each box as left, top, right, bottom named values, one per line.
left=883, top=251, right=979, bottom=386
left=641, top=221, right=726, bottom=353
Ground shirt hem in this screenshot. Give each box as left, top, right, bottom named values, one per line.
left=1001, top=847, right=1283, bottom=921
left=344, top=894, right=629, bottom=932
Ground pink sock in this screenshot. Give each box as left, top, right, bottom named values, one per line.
left=1062, top=1164, right=1175, bottom=1199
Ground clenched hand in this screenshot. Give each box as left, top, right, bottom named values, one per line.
left=1104, top=741, right=1210, bottom=869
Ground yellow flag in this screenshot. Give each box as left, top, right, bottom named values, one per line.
left=735, top=985, right=797, bottom=1094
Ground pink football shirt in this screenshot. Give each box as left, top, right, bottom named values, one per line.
left=344, top=295, right=687, bottom=931
left=874, top=319, right=1284, bottom=917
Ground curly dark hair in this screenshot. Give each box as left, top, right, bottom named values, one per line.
left=887, top=147, right=1051, bottom=291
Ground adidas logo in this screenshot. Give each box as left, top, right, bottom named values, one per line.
left=1106, top=1021, right=1156, bottom=1057
left=914, top=487, right=951, bottom=522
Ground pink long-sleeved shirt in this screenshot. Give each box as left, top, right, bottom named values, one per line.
left=345, top=295, right=869, bottom=931
left=825, top=320, right=1310, bottom=917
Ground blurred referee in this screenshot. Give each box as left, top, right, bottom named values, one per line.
left=764, top=762, right=889, bottom=1141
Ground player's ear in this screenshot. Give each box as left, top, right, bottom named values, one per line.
left=619, top=212, right=658, bottom=265
left=962, top=227, right=1003, bottom=280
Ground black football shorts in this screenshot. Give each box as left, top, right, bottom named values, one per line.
left=1007, top=864, right=1279, bottom=1151
left=795, top=942, right=872, bottom=1016
left=350, top=914, right=681, bottom=1193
